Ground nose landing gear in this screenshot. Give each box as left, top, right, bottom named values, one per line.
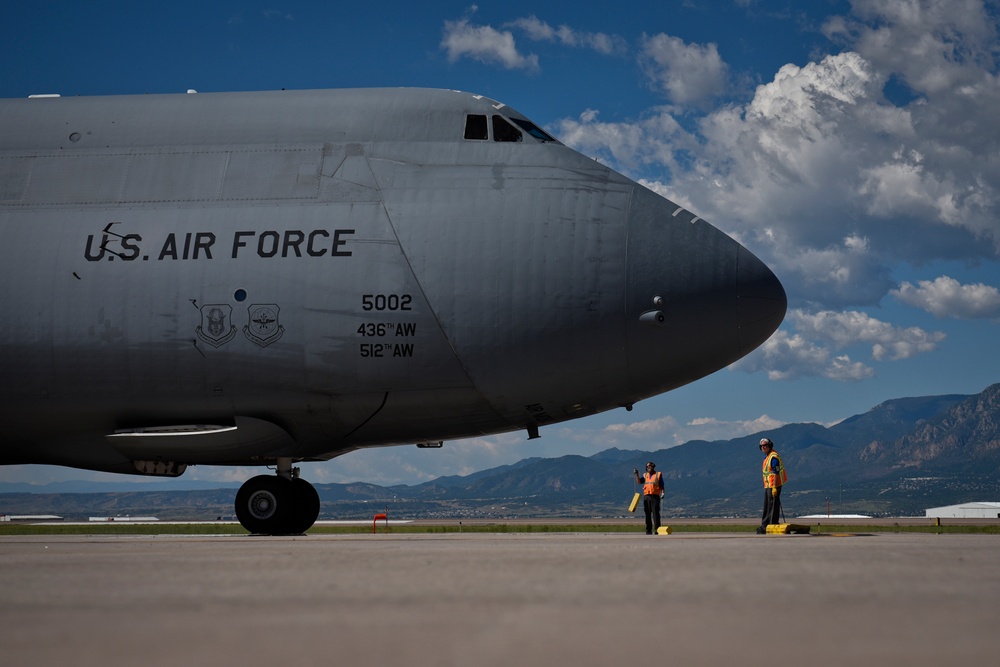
left=234, top=460, right=320, bottom=535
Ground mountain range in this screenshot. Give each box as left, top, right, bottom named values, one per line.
left=3, top=384, right=1000, bottom=520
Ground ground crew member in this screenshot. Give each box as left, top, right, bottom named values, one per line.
left=757, top=438, right=787, bottom=534
left=633, top=462, right=664, bottom=535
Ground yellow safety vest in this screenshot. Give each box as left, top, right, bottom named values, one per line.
left=643, top=471, right=663, bottom=496
left=762, top=451, right=787, bottom=488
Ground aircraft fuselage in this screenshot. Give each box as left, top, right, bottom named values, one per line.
left=0, top=88, right=785, bottom=532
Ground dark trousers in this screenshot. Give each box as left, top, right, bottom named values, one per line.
left=760, top=485, right=782, bottom=530
left=643, top=494, right=661, bottom=534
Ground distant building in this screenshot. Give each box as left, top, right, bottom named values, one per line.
left=925, top=502, right=1000, bottom=519
left=0, top=514, right=63, bottom=522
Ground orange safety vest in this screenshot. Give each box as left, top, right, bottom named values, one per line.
left=643, top=471, right=663, bottom=496
left=762, top=451, right=787, bottom=488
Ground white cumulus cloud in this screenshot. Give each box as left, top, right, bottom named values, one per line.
left=602, top=416, right=677, bottom=439
left=732, top=308, right=946, bottom=381
left=554, top=107, right=698, bottom=174
left=571, top=414, right=789, bottom=449
left=733, top=329, right=851, bottom=381
left=790, top=309, right=946, bottom=360
left=892, top=276, right=1000, bottom=319
left=507, top=16, right=626, bottom=55
left=682, top=415, right=788, bottom=443
left=639, top=33, right=728, bottom=108
left=441, top=18, right=539, bottom=71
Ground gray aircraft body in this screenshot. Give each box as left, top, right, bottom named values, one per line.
left=0, top=88, right=786, bottom=533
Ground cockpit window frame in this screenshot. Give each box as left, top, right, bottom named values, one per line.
left=464, top=114, right=489, bottom=141
left=463, top=112, right=558, bottom=145
left=509, top=118, right=556, bottom=143
left=492, top=115, right=523, bottom=143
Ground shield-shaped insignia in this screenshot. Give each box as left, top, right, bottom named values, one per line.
left=244, top=304, right=284, bottom=347
left=196, top=304, right=237, bottom=348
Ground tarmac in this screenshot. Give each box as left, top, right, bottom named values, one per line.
left=2, top=530, right=998, bottom=666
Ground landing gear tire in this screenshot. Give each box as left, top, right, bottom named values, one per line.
left=287, top=478, right=321, bottom=535
left=235, top=475, right=291, bottom=535
left=235, top=474, right=320, bottom=535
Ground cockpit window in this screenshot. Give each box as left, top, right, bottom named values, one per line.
left=510, top=118, right=556, bottom=143
left=492, top=115, right=522, bottom=142
left=464, top=114, right=488, bottom=140
left=465, top=112, right=556, bottom=144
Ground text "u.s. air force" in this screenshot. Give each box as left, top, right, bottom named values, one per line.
left=85, top=225, right=355, bottom=261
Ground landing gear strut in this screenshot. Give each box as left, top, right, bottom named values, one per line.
left=234, top=459, right=320, bottom=535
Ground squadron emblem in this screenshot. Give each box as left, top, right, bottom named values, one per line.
left=196, top=304, right=237, bottom=348
left=244, top=304, right=284, bottom=347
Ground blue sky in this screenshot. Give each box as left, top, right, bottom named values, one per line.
left=3, top=1, right=1000, bottom=488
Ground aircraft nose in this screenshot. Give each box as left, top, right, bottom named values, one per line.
left=623, top=185, right=786, bottom=400
left=736, top=245, right=786, bottom=356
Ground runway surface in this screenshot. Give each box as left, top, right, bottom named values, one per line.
left=3, top=531, right=998, bottom=666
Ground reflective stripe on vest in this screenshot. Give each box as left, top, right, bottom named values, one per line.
left=762, top=451, right=787, bottom=488
left=643, top=471, right=663, bottom=496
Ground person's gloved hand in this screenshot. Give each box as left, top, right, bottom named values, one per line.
left=771, top=487, right=778, bottom=497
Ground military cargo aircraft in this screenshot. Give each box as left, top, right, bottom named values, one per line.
left=0, top=88, right=786, bottom=534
